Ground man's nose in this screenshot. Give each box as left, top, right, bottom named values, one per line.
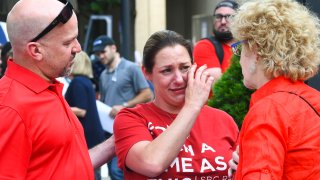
left=73, top=39, right=82, bottom=53
left=221, top=17, right=227, bottom=24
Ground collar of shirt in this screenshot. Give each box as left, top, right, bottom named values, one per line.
left=249, top=76, right=304, bottom=107
left=106, top=57, right=126, bottom=74
left=107, top=57, right=123, bottom=73
left=5, top=59, right=64, bottom=95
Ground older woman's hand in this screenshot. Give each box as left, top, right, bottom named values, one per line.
left=228, top=145, right=239, bottom=177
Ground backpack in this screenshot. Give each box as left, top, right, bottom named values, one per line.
left=205, top=36, right=224, bottom=66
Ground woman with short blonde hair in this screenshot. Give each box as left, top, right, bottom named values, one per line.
left=65, top=51, right=105, bottom=150
left=71, top=51, right=94, bottom=78
left=229, top=0, right=320, bottom=179
left=231, top=0, right=320, bottom=82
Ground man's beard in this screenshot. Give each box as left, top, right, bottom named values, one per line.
left=60, top=66, right=72, bottom=77
left=106, top=56, right=115, bottom=67
left=213, top=29, right=233, bottom=42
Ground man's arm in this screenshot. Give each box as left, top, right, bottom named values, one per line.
left=193, top=40, right=223, bottom=81
left=124, top=88, right=153, bottom=108
left=110, top=88, right=153, bottom=117
left=0, top=108, right=31, bottom=178
left=89, top=135, right=115, bottom=169
left=206, top=67, right=222, bottom=81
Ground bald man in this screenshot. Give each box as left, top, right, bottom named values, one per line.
left=0, top=0, right=114, bottom=179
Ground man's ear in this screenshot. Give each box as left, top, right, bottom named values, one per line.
left=26, top=42, right=43, bottom=61
left=110, top=44, right=117, bottom=52
left=142, top=66, right=152, bottom=81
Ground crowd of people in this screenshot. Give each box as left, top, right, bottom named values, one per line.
left=0, top=0, right=320, bottom=179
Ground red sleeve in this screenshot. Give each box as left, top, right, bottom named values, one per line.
left=113, top=107, right=153, bottom=170
left=221, top=44, right=233, bottom=72
left=236, top=99, right=287, bottom=179
left=0, top=107, right=31, bottom=178
left=193, top=39, right=221, bottom=68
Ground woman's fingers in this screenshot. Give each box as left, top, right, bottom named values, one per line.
left=185, top=64, right=215, bottom=108
left=187, top=63, right=197, bottom=81
left=194, top=64, right=207, bottom=82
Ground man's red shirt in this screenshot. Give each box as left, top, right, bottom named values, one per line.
left=193, top=39, right=233, bottom=73
left=0, top=60, right=94, bottom=179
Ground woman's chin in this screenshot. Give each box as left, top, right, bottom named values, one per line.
left=243, top=81, right=255, bottom=90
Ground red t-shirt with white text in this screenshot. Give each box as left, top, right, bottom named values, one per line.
left=114, top=103, right=239, bottom=179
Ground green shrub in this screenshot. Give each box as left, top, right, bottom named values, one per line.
left=208, top=55, right=254, bottom=128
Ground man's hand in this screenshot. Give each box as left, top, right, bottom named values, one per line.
left=109, top=105, right=125, bottom=118
left=228, top=145, right=239, bottom=177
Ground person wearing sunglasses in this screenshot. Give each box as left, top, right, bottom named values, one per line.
left=193, top=0, right=238, bottom=95
left=0, top=0, right=115, bottom=179
left=228, top=0, right=320, bottom=179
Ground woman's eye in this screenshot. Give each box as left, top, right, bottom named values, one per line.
left=181, top=66, right=190, bottom=73
left=161, top=69, right=171, bottom=74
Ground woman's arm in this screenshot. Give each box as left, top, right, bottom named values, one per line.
left=70, top=107, right=86, bottom=118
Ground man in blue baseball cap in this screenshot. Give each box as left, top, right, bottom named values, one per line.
left=91, top=35, right=116, bottom=85
left=93, top=35, right=115, bottom=52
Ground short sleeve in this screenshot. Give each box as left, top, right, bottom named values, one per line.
left=113, top=108, right=153, bottom=170
left=0, top=106, right=31, bottom=178
left=193, top=39, right=221, bottom=68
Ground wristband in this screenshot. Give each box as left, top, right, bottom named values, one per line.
left=122, top=102, right=129, bottom=107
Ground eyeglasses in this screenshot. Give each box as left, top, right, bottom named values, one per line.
left=30, top=0, right=73, bottom=42
left=231, top=40, right=246, bottom=56
left=213, top=14, right=233, bottom=21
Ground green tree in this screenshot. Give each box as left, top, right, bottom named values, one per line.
left=78, top=0, right=120, bottom=14
left=208, top=55, right=254, bottom=128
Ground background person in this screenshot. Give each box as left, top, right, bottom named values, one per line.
left=229, top=0, right=320, bottom=178
left=65, top=51, right=106, bottom=180
left=114, top=30, right=239, bottom=179
left=0, top=0, right=114, bottom=179
left=66, top=51, right=105, bottom=149
left=0, top=41, right=12, bottom=77
left=193, top=0, right=238, bottom=81
left=93, top=35, right=154, bottom=180
left=0, top=44, right=2, bottom=76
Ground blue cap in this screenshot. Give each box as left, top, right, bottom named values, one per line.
left=92, top=35, right=115, bottom=52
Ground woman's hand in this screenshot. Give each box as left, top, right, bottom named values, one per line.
left=184, top=63, right=214, bottom=108
left=71, top=107, right=86, bottom=118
